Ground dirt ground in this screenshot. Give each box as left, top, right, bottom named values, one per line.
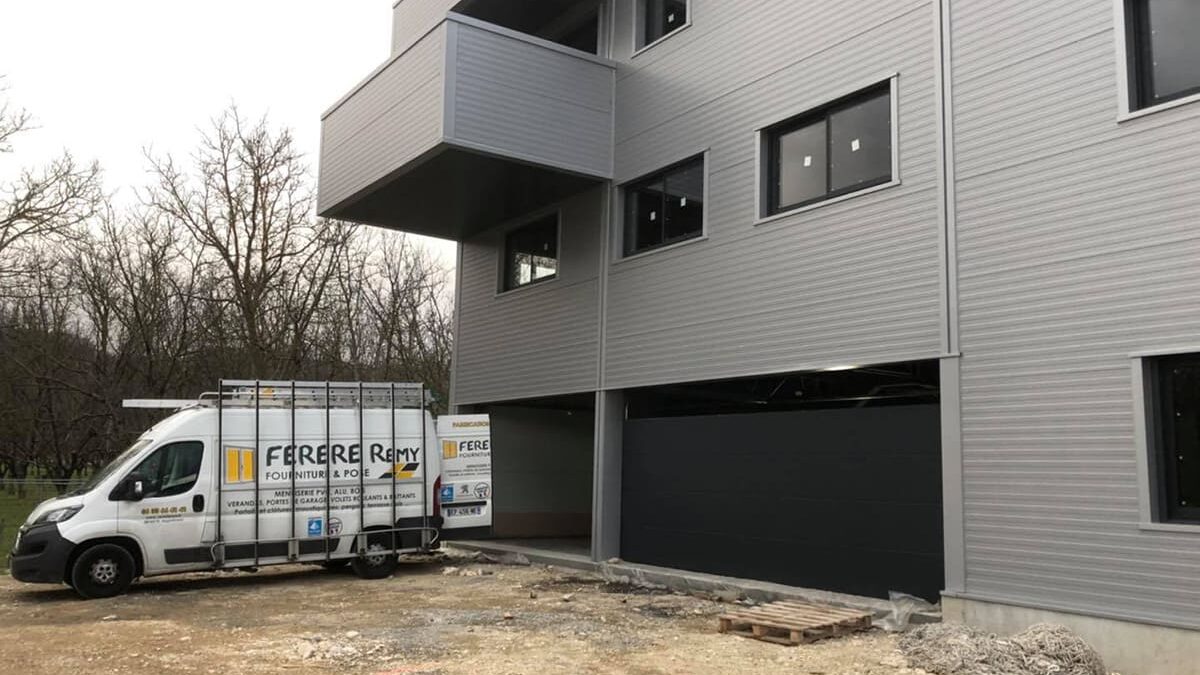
left=0, top=548, right=926, bottom=675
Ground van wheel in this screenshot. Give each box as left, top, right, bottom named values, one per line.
left=70, top=544, right=135, bottom=599
left=350, top=536, right=398, bottom=580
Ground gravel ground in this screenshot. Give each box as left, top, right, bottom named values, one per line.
left=0, top=548, right=927, bottom=675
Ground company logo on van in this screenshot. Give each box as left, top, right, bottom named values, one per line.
left=225, top=447, right=255, bottom=483
left=451, top=421, right=489, bottom=428
left=442, top=440, right=458, bottom=459
left=380, top=463, right=420, bottom=480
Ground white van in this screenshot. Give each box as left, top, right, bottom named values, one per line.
left=7, top=380, right=492, bottom=599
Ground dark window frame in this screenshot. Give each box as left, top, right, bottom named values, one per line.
left=636, top=0, right=690, bottom=51
left=501, top=212, right=561, bottom=293
left=621, top=153, right=706, bottom=258
left=1148, top=353, right=1200, bottom=525
left=1126, top=0, right=1200, bottom=111
left=762, top=81, right=894, bottom=218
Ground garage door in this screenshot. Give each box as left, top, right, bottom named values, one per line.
left=621, top=404, right=943, bottom=600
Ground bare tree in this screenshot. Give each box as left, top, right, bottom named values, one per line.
left=143, top=107, right=347, bottom=377
left=0, top=103, right=456, bottom=478
left=358, top=232, right=455, bottom=408
left=0, top=76, right=31, bottom=154
left=0, top=78, right=105, bottom=283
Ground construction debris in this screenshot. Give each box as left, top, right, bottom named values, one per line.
left=899, top=623, right=1107, bottom=675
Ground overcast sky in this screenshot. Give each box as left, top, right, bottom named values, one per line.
left=0, top=0, right=457, bottom=261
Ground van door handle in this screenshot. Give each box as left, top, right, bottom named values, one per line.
left=193, top=495, right=205, bottom=513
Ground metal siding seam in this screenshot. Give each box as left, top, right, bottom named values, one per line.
left=597, top=183, right=613, bottom=392
left=937, top=0, right=966, bottom=595
left=448, top=240, right=463, bottom=413
left=442, top=20, right=457, bottom=142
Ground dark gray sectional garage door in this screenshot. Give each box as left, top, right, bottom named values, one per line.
left=621, top=404, right=943, bottom=600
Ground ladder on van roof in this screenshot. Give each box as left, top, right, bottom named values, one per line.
left=206, top=379, right=434, bottom=567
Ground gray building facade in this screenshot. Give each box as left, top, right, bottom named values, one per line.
left=318, top=2, right=1200, bottom=672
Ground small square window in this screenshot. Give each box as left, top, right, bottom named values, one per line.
left=503, top=214, right=559, bottom=292
left=1127, top=0, right=1200, bottom=110
left=622, top=155, right=705, bottom=257
left=1147, top=353, right=1200, bottom=524
left=638, top=0, right=688, bottom=50
left=763, top=82, right=893, bottom=217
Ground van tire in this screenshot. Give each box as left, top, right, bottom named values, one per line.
left=350, top=534, right=398, bottom=580
left=70, top=544, right=135, bottom=599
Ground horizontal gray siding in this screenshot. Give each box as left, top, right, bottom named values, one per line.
left=391, top=0, right=457, bottom=55
left=952, top=0, right=1200, bottom=628
left=603, top=0, right=944, bottom=389
left=447, top=20, right=615, bottom=178
left=318, top=24, right=446, bottom=215
left=320, top=16, right=615, bottom=218
left=452, top=187, right=604, bottom=405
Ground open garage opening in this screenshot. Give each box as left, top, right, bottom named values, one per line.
left=458, top=393, right=595, bottom=557
left=620, top=360, right=944, bottom=601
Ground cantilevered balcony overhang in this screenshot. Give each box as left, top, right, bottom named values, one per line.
left=318, top=13, right=615, bottom=240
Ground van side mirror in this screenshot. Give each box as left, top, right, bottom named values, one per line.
left=121, top=473, right=146, bottom=502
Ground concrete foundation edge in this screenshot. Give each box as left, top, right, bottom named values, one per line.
left=448, top=540, right=939, bottom=622
left=942, top=595, right=1200, bottom=675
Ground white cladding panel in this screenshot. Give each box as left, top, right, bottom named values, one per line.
left=952, top=0, right=1200, bottom=628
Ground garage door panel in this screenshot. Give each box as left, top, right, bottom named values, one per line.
left=633, top=497, right=942, bottom=555
left=621, top=404, right=943, bottom=600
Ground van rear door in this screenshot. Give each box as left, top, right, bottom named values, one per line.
left=435, top=415, right=492, bottom=530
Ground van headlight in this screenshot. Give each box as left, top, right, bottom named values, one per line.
left=33, top=506, right=82, bottom=525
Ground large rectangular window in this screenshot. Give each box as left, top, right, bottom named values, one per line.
left=763, top=82, right=893, bottom=217
left=503, top=214, right=559, bottom=291
left=1127, top=0, right=1200, bottom=110
left=1149, top=353, right=1200, bottom=524
left=622, top=155, right=704, bottom=257
left=638, top=0, right=688, bottom=49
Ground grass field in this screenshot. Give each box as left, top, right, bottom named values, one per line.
left=1, top=484, right=64, bottom=570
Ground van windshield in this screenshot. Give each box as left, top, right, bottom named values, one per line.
left=66, top=439, right=153, bottom=496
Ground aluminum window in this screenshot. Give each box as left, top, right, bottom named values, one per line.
left=503, top=214, right=559, bottom=291
left=1147, top=352, right=1200, bottom=524
left=1127, top=0, right=1200, bottom=110
left=637, top=0, right=688, bottom=50
left=622, top=155, right=705, bottom=257
left=763, top=83, right=893, bottom=217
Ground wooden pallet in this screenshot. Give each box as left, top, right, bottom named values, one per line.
left=718, top=600, right=874, bottom=646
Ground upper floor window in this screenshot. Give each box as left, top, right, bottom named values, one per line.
left=637, top=0, right=688, bottom=50
left=762, top=82, right=893, bottom=217
left=1147, top=352, right=1200, bottom=524
left=503, top=214, right=559, bottom=291
left=1127, top=0, right=1200, bottom=110
left=622, top=155, right=705, bottom=257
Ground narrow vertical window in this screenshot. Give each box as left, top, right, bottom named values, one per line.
left=503, top=214, right=559, bottom=291
left=1128, top=0, right=1200, bottom=110
left=763, top=82, right=893, bottom=217
left=622, top=155, right=705, bottom=257
left=1149, top=353, right=1200, bottom=524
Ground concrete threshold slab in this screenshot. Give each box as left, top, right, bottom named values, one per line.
left=447, top=540, right=940, bottom=623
